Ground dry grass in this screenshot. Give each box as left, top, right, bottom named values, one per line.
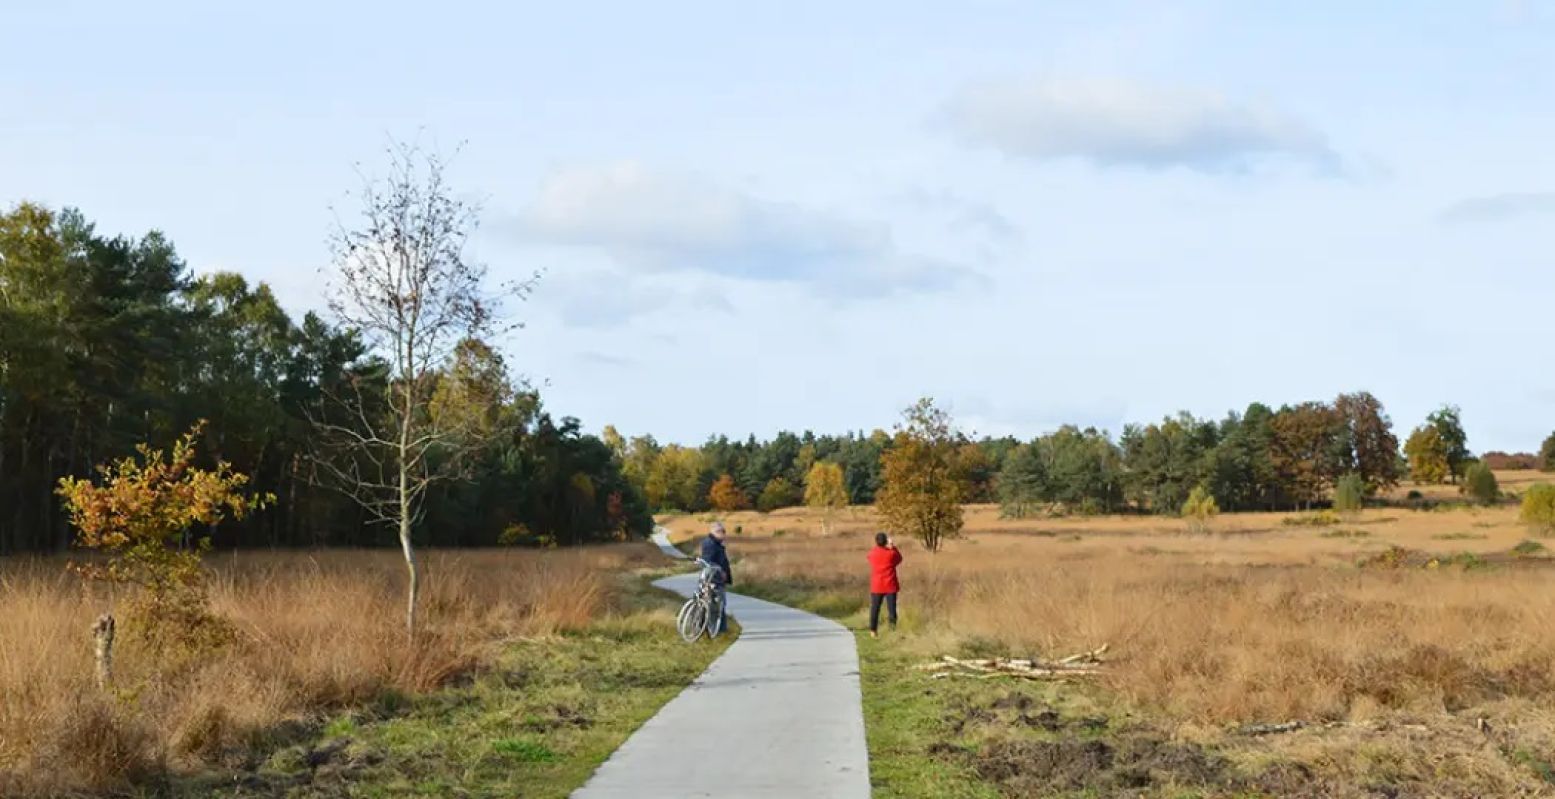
left=687, top=472, right=1555, bottom=731
left=0, top=545, right=658, bottom=797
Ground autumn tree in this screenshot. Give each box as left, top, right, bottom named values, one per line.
left=1180, top=484, right=1219, bottom=534
left=1405, top=425, right=1450, bottom=484
left=644, top=445, right=705, bottom=511
left=316, top=140, right=537, bottom=637
left=1427, top=405, right=1471, bottom=483
left=1333, top=392, right=1401, bottom=493
left=804, top=461, right=848, bottom=533
left=1268, top=402, right=1345, bottom=510
left=708, top=473, right=751, bottom=512
left=757, top=477, right=799, bottom=512
left=952, top=443, right=996, bottom=504
left=57, top=423, right=269, bottom=648
left=876, top=398, right=965, bottom=552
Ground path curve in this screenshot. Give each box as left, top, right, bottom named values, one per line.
left=573, top=528, right=871, bottom=798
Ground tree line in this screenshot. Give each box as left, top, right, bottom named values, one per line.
left=0, top=201, right=650, bottom=555
left=612, top=392, right=1550, bottom=519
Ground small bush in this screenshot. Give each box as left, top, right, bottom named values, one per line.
left=1407, top=489, right=1424, bottom=501
left=1512, top=540, right=1547, bottom=558
left=1180, top=485, right=1219, bottom=533
left=1521, top=484, right=1555, bottom=536
left=1463, top=463, right=1499, bottom=505
left=1333, top=474, right=1365, bottom=516
left=1283, top=510, right=1341, bottom=527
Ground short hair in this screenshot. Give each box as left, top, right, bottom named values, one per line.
left=875, top=532, right=888, bottom=547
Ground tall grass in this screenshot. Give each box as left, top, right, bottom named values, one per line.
left=0, top=546, right=647, bottom=796
left=734, top=531, right=1555, bottom=724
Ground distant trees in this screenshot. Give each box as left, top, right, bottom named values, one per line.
left=996, top=442, right=1047, bottom=518
left=803, top=461, right=848, bottom=533
left=757, top=477, right=799, bottom=512
left=1405, top=425, right=1451, bottom=484
left=1427, top=405, right=1471, bottom=483
left=1333, top=392, right=1402, bottom=493
left=1541, top=432, right=1555, bottom=472
left=603, top=391, right=1512, bottom=523
left=0, top=197, right=649, bottom=557
left=645, top=446, right=704, bottom=511
left=708, top=474, right=750, bottom=512
left=877, top=399, right=965, bottom=553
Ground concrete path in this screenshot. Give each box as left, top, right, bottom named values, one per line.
left=573, top=533, right=871, bottom=798
left=649, top=526, right=688, bottom=560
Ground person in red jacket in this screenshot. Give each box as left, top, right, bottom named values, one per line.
left=867, top=532, right=903, bottom=638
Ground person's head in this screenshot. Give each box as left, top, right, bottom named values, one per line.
left=710, top=521, right=727, bottom=541
left=875, top=532, right=888, bottom=547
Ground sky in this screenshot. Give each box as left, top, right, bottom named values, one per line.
left=4, top=1, right=1552, bottom=451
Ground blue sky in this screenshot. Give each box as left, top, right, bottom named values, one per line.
left=4, top=1, right=1552, bottom=451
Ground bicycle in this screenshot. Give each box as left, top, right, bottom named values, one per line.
left=676, top=558, right=726, bottom=643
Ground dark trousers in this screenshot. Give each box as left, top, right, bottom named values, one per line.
left=869, top=592, right=898, bottom=632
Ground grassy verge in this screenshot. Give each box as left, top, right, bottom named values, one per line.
left=183, top=569, right=732, bottom=798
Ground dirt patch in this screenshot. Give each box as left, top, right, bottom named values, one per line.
left=970, top=735, right=1231, bottom=796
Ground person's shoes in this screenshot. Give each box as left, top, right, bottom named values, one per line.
left=869, top=630, right=878, bottom=639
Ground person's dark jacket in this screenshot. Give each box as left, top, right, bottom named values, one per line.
left=700, top=536, right=732, bottom=585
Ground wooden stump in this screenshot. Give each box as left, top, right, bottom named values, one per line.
left=91, top=614, right=115, bottom=689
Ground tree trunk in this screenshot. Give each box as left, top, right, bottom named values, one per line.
left=400, top=468, right=418, bottom=640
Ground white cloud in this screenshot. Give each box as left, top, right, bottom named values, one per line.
left=940, top=76, right=1340, bottom=174
left=530, top=267, right=734, bottom=329
left=513, top=163, right=979, bottom=296
left=1440, top=192, right=1555, bottom=223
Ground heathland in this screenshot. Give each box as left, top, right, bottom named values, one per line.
left=664, top=470, right=1555, bottom=798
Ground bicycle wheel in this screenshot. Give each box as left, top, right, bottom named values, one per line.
left=677, top=598, right=706, bottom=643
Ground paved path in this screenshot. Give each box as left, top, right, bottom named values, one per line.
left=573, top=531, right=871, bottom=798
left=649, top=526, right=688, bottom=560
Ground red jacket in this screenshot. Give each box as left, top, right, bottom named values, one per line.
left=868, top=545, right=902, bottom=594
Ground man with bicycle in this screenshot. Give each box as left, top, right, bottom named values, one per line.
left=700, top=521, right=733, bottom=634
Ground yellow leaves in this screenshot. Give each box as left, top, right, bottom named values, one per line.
left=803, top=462, right=847, bottom=511
left=55, top=422, right=270, bottom=647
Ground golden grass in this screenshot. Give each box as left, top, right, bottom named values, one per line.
left=0, top=545, right=659, bottom=797
left=689, top=471, right=1555, bottom=726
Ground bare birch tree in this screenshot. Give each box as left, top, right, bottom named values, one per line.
left=316, top=139, right=535, bottom=637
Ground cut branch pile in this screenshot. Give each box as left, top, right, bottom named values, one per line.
left=916, top=644, right=1110, bottom=681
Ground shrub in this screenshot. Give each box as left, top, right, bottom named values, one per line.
left=757, top=477, right=799, bottom=513
left=1513, top=540, right=1547, bottom=558
left=498, top=523, right=556, bottom=548
left=1180, top=485, right=1219, bottom=534
left=1522, top=484, right=1555, bottom=536
left=1333, top=474, right=1365, bottom=516
left=1283, top=510, right=1342, bottom=527
left=1542, top=432, right=1555, bottom=472
left=56, top=423, right=269, bottom=651
left=1463, top=462, right=1499, bottom=505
